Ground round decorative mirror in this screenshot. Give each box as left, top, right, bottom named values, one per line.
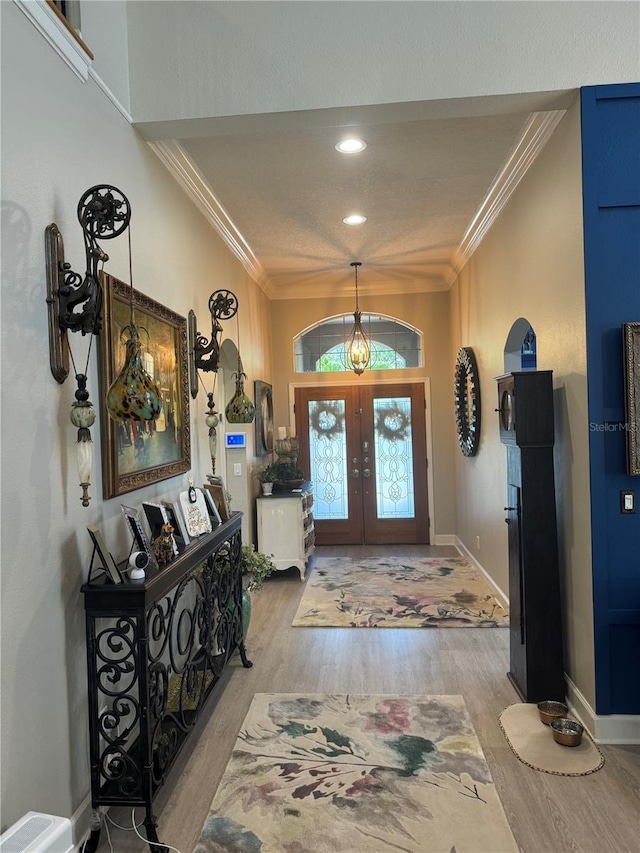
left=454, top=346, right=481, bottom=456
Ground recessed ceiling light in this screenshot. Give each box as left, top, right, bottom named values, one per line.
left=343, top=214, right=367, bottom=225
left=335, top=138, right=367, bottom=154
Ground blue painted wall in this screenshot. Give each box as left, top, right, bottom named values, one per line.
left=582, top=83, right=640, bottom=714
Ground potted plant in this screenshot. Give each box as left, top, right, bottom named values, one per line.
left=239, top=545, right=277, bottom=638
left=269, top=461, right=305, bottom=490
left=254, top=462, right=279, bottom=495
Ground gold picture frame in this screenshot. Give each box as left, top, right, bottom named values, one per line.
left=98, top=273, right=191, bottom=497
left=623, top=322, right=640, bottom=475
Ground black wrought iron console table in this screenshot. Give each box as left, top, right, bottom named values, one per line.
left=82, top=513, right=251, bottom=853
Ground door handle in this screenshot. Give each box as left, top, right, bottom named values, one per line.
left=363, top=468, right=371, bottom=478
left=352, top=469, right=360, bottom=478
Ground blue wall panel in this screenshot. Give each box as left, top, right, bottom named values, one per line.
left=582, top=83, right=640, bottom=714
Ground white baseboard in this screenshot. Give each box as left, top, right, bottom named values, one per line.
left=454, top=537, right=509, bottom=609
left=433, top=534, right=457, bottom=545
left=565, top=676, right=640, bottom=744
left=70, top=793, right=93, bottom=851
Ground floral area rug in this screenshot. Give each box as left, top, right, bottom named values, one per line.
left=193, top=693, right=518, bottom=853
left=291, top=556, right=509, bottom=628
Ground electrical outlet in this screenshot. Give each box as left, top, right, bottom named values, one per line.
left=476, top=535, right=481, bottom=551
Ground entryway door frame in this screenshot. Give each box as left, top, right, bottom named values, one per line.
left=287, top=377, right=435, bottom=545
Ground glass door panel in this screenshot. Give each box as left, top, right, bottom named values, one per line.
left=373, top=396, right=415, bottom=519
left=308, top=399, right=349, bottom=520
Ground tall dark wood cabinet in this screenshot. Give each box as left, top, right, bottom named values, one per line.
left=496, top=371, right=565, bottom=703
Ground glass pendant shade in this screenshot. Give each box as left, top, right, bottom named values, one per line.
left=76, top=434, right=93, bottom=483
left=106, top=326, right=162, bottom=422
left=70, top=375, right=96, bottom=506
left=345, top=309, right=371, bottom=375
left=225, top=371, right=255, bottom=424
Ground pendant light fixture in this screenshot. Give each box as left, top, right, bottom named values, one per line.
left=344, top=261, right=372, bottom=375
left=225, top=314, right=255, bottom=424
left=105, top=230, right=162, bottom=423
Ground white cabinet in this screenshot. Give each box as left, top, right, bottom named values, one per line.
left=257, top=484, right=314, bottom=581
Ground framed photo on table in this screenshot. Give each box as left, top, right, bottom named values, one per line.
left=121, top=505, right=158, bottom=569
left=98, top=273, right=191, bottom=498
left=179, top=487, right=212, bottom=538
left=202, top=487, right=222, bottom=526
left=87, top=525, right=122, bottom=584
left=203, top=482, right=230, bottom=522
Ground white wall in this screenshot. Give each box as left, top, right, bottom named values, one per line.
left=0, top=1, right=270, bottom=832
left=81, top=0, right=131, bottom=113
left=450, top=97, right=594, bottom=705
left=127, top=0, right=640, bottom=123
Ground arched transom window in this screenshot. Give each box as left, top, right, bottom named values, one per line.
left=294, top=314, right=422, bottom=373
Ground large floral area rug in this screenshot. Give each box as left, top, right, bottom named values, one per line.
left=291, top=556, right=509, bottom=628
left=193, top=693, right=518, bottom=853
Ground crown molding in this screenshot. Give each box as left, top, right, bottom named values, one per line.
left=445, top=110, right=567, bottom=288
left=147, top=140, right=272, bottom=297
left=270, top=275, right=449, bottom=301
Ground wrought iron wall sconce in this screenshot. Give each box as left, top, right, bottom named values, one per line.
left=45, top=184, right=132, bottom=505
left=188, top=290, right=239, bottom=397
left=189, top=289, right=255, bottom=476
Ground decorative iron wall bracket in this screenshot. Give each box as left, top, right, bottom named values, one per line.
left=45, top=185, right=131, bottom=383
left=188, top=290, right=238, bottom=398
left=45, top=223, right=71, bottom=383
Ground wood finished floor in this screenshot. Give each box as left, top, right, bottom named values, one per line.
left=97, top=545, right=640, bottom=853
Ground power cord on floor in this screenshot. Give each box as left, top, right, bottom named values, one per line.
left=105, top=811, right=145, bottom=832
left=81, top=806, right=181, bottom=853
left=131, top=809, right=184, bottom=853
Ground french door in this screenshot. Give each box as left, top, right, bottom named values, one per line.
left=294, top=384, right=429, bottom=545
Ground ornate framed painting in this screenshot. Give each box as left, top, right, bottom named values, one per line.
left=98, top=273, right=191, bottom=498
left=623, top=322, right=640, bottom=475
left=254, top=380, right=274, bottom=456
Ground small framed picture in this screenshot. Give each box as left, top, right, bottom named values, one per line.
left=121, top=505, right=158, bottom=569
left=202, top=486, right=222, bottom=526
left=179, top=487, right=212, bottom=537
left=203, top=482, right=230, bottom=522
left=161, top=500, right=190, bottom=549
left=142, top=501, right=167, bottom=541
left=87, top=525, right=122, bottom=584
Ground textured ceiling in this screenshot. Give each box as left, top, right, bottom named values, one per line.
left=177, top=107, right=552, bottom=297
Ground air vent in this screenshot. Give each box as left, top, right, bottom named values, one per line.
left=0, top=812, right=73, bottom=853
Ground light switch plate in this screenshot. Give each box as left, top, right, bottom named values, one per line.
left=621, top=490, right=635, bottom=513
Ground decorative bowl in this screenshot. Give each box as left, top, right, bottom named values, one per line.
left=537, top=700, right=569, bottom=725
left=550, top=718, right=584, bottom=747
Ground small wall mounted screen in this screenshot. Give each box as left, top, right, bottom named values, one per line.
left=225, top=433, right=246, bottom=448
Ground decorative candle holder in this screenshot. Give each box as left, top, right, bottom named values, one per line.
left=275, top=437, right=299, bottom=463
